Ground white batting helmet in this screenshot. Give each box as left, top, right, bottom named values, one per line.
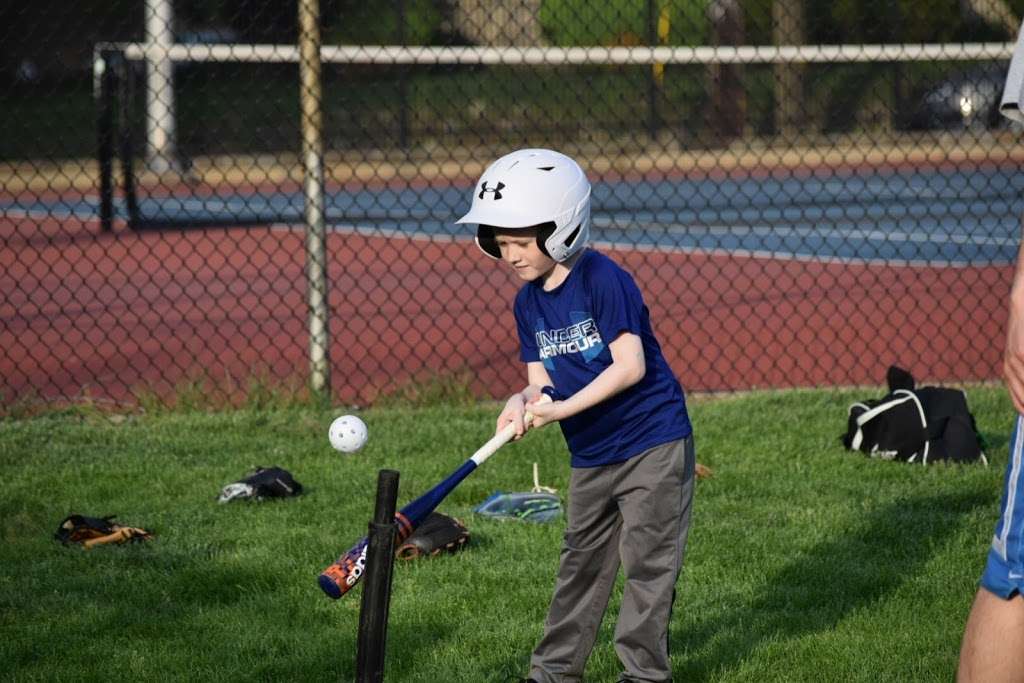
left=455, top=148, right=591, bottom=262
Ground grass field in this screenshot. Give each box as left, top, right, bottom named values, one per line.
left=0, top=385, right=1013, bottom=682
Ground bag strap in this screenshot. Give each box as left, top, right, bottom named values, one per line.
left=893, top=390, right=930, bottom=464
left=849, top=390, right=929, bottom=463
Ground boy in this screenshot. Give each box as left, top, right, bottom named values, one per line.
left=456, top=148, right=696, bottom=683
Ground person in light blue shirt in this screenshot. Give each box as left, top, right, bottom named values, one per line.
left=957, top=20, right=1024, bottom=683
left=457, top=148, right=695, bottom=683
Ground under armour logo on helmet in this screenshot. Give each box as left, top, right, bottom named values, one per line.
left=479, top=181, right=505, bottom=200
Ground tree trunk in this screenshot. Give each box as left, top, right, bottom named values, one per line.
left=960, top=0, right=1019, bottom=37
left=772, top=0, right=804, bottom=139
left=451, top=0, right=545, bottom=47
left=707, top=0, right=746, bottom=142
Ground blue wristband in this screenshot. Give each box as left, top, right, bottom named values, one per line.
left=540, top=385, right=565, bottom=402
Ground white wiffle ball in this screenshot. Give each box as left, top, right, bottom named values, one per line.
left=328, top=415, right=368, bottom=453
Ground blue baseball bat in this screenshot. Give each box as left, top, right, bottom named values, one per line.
left=318, top=398, right=548, bottom=599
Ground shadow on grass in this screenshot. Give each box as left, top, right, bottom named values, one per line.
left=980, top=430, right=1010, bottom=459
left=674, top=489, right=993, bottom=680
left=378, top=612, right=457, bottom=680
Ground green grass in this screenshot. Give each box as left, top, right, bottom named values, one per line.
left=0, top=386, right=1012, bottom=681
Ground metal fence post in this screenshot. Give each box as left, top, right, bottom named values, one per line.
left=298, top=0, right=332, bottom=399
left=144, top=0, right=178, bottom=173
left=115, top=55, right=140, bottom=229
left=94, top=49, right=117, bottom=233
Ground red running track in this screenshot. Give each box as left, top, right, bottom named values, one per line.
left=0, top=215, right=1011, bottom=407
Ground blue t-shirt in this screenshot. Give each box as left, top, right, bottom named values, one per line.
left=514, top=249, right=692, bottom=467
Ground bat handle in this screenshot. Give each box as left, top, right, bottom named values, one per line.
left=518, top=392, right=552, bottom=432
left=477, top=394, right=552, bottom=463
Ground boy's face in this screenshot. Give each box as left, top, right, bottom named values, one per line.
left=493, top=228, right=557, bottom=281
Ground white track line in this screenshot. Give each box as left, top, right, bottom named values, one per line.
left=591, top=218, right=1021, bottom=249
left=268, top=222, right=1016, bottom=268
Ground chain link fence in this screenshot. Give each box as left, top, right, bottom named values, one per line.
left=2, top=0, right=1022, bottom=408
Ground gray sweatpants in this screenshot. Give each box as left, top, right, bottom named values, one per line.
left=528, top=435, right=696, bottom=683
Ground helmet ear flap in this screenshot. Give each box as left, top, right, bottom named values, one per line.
left=553, top=222, right=582, bottom=259
left=538, top=220, right=585, bottom=262
left=535, top=222, right=555, bottom=258
left=476, top=225, right=502, bottom=259
left=478, top=221, right=571, bottom=261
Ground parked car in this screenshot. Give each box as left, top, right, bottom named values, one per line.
left=908, top=63, right=1008, bottom=130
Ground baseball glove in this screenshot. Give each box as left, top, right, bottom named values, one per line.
left=218, top=466, right=303, bottom=503
left=395, top=512, right=469, bottom=560
left=54, top=514, right=153, bottom=549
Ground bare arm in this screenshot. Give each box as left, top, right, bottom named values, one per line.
left=527, top=331, right=646, bottom=429
left=496, top=332, right=646, bottom=436
left=496, top=362, right=554, bottom=440
left=1005, top=241, right=1024, bottom=413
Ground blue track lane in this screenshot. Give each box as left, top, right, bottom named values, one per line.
left=5, top=165, right=1023, bottom=265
